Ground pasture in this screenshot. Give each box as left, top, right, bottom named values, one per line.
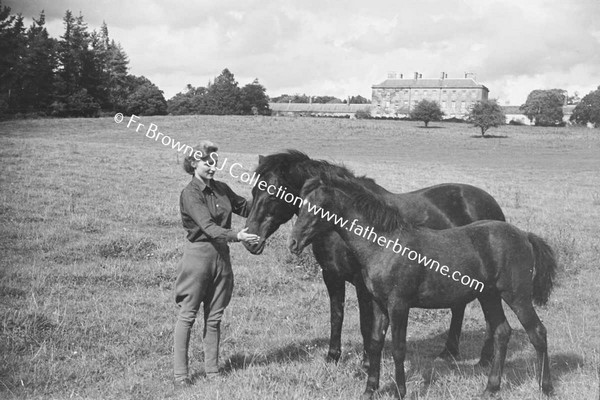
left=1, top=115, right=599, bottom=399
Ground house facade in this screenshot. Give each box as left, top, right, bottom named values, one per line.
left=371, top=72, right=489, bottom=118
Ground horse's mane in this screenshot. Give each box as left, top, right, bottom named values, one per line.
left=301, top=172, right=413, bottom=233
left=255, top=150, right=381, bottom=192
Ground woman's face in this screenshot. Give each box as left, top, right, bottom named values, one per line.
left=194, top=156, right=218, bottom=182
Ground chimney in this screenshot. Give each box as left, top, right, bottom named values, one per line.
left=414, top=72, right=419, bottom=80
left=419, top=73, right=422, bottom=78
left=399, top=73, right=403, bottom=79
left=388, top=71, right=397, bottom=79
left=441, top=72, right=447, bottom=79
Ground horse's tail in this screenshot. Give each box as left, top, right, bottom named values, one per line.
left=528, top=233, right=558, bottom=306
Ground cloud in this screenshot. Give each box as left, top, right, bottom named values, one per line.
left=5, top=0, right=600, bottom=104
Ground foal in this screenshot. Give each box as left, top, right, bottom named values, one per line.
left=288, top=175, right=556, bottom=399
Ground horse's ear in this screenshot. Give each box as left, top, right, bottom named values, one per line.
left=258, top=155, right=265, bottom=164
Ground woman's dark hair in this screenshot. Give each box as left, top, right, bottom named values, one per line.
left=183, top=141, right=218, bottom=175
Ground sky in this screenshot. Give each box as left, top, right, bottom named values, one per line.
left=6, top=0, right=600, bottom=105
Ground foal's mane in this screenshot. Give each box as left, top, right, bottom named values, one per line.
left=301, top=173, right=413, bottom=233
left=255, top=150, right=381, bottom=192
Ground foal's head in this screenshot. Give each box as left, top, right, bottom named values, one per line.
left=288, top=173, right=413, bottom=255
left=287, top=176, right=339, bottom=255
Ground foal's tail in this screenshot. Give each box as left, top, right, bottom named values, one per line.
left=528, top=233, right=558, bottom=306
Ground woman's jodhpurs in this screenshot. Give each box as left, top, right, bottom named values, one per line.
left=173, top=240, right=233, bottom=379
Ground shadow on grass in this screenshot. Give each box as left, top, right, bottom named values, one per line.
left=225, top=328, right=581, bottom=398
left=395, top=329, right=582, bottom=399
left=417, top=125, right=444, bottom=129
left=470, top=134, right=509, bottom=138
left=223, top=337, right=331, bottom=373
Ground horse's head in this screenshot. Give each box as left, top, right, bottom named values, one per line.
left=243, top=155, right=304, bottom=255
left=288, top=176, right=337, bottom=255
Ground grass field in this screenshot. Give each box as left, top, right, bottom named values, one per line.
left=1, top=115, right=599, bottom=399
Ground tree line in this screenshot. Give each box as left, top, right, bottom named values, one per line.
left=0, top=2, right=168, bottom=118
left=166, top=69, right=270, bottom=116
left=403, top=87, right=600, bottom=132
left=0, top=4, right=272, bottom=119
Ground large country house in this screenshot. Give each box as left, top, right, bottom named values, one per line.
left=371, top=72, right=489, bottom=118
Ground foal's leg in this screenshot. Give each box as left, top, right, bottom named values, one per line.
left=355, top=273, right=374, bottom=369
left=389, top=300, right=411, bottom=399
left=438, top=303, right=465, bottom=359
left=322, top=268, right=346, bottom=363
left=476, top=318, right=495, bottom=367
left=479, top=295, right=512, bottom=396
left=476, top=297, right=496, bottom=367
left=504, top=298, right=553, bottom=395
left=362, top=300, right=389, bottom=400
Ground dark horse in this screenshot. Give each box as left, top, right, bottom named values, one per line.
left=243, top=150, right=506, bottom=366
left=288, top=174, right=556, bottom=399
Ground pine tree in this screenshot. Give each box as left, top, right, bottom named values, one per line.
left=20, top=11, right=58, bottom=113
left=0, top=1, right=26, bottom=115
left=204, top=68, right=242, bottom=115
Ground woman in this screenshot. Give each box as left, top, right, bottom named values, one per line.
left=173, top=141, right=260, bottom=387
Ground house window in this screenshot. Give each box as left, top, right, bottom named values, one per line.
left=452, top=101, right=456, bottom=110
left=404, top=101, right=408, bottom=108
left=423, top=90, right=428, bottom=97
left=461, top=101, right=466, bottom=111
left=442, top=101, right=446, bottom=109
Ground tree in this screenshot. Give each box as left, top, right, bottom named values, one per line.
left=240, top=78, right=270, bottom=115
left=410, top=100, right=443, bottom=127
left=167, top=84, right=207, bottom=115
left=520, top=89, right=566, bottom=126
left=204, top=68, right=242, bottom=115
left=467, top=99, right=506, bottom=137
left=124, top=75, right=167, bottom=115
left=20, top=11, right=58, bottom=114
left=346, top=95, right=370, bottom=104
left=271, top=94, right=310, bottom=103
left=0, top=1, right=26, bottom=116
left=570, top=86, right=600, bottom=127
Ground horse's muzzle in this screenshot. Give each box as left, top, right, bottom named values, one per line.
left=243, top=239, right=266, bottom=255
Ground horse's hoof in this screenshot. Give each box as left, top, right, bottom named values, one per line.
left=325, top=353, right=341, bottom=364
left=542, top=383, right=554, bottom=396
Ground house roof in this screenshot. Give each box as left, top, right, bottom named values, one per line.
left=269, top=103, right=369, bottom=113
left=372, top=78, right=488, bottom=91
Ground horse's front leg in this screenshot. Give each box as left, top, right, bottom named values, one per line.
left=354, top=272, right=374, bottom=369
left=389, top=300, right=410, bottom=399
left=362, top=300, right=389, bottom=400
left=322, top=267, right=346, bottom=363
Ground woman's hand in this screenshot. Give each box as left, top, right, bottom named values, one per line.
left=237, top=228, right=260, bottom=244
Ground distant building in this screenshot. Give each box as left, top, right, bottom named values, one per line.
left=371, top=72, right=489, bottom=118
left=269, top=102, right=369, bottom=117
